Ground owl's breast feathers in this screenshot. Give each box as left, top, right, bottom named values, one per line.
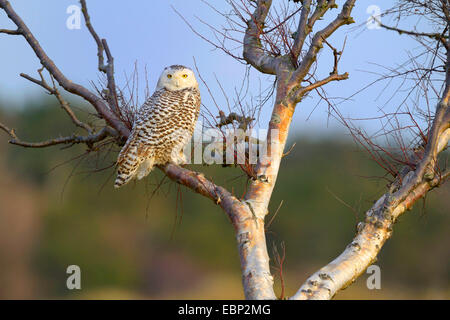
left=114, top=87, right=200, bottom=188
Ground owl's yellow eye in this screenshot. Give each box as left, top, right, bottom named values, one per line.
left=182, top=74, right=188, bottom=78
left=167, top=74, right=172, bottom=79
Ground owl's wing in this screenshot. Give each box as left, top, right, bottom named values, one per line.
left=114, top=123, right=153, bottom=188
left=116, top=92, right=161, bottom=167
left=116, top=126, right=140, bottom=165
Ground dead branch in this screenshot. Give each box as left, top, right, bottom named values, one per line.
left=228, top=0, right=358, bottom=299
left=0, top=0, right=128, bottom=137
left=80, top=0, right=120, bottom=116
left=0, top=27, right=20, bottom=35
left=292, top=126, right=449, bottom=299
left=378, top=20, right=449, bottom=49
left=289, top=0, right=356, bottom=99
left=0, top=0, right=276, bottom=300
left=217, top=111, right=255, bottom=130
left=2, top=0, right=447, bottom=301
left=294, top=71, right=349, bottom=99
left=242, top=0, right=279, bottom=74
left=289, top=0, right=311, bottom=62
left=163, top=163, right=273, bottom=300
left=0, top=0, right=240, bottom=206
left=0, top=122, right=117, bottom=149
left=20, top=69, right=93, bottom=133
left=290, top=0, right=450, bottom=297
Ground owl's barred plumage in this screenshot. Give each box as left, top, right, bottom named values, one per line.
left=114, top=65, right=201, bottom=188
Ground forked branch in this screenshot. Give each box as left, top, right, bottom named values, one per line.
left=2, top=0, right=447, bottom=301
left=0, top=0, right=273, bottom=300
left=0, top=0, right=128, bottom=137
left=243, top=0, right=279, bottom=74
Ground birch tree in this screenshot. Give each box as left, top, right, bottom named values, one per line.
left=0, top=0, right=448, bottom=300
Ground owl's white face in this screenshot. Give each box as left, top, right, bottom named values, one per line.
left=156, top=65, right=198, bottom=91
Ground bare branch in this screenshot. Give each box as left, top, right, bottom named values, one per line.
left=20, top=69, right=93, bottom=133
left=290, top=0, right=356, bottom=86
left=79, top=0, right=120, bottom=116
left=3, top=0, right=446, bottom=301
left=290, top=0, right=312, bottom=61
left=291, top=37, right=351, bottom=99
left=162, top=163, right=277, bottom=300
left=0, top=28, right=20, bottom=35
left=0, top=122, right=118, bottom=149
left=217, top=111, right=254, bottom=130
left=292, top=91, right=450, bottom=299
left=0, top=0, right=244, bottom=220
left=292, top=173, right=446, bottom=299
left=294, top=71, right=349, bottom=99
left=172, top=5, right=245, bottom=63
left=52, top=86, right=94, bottom=133
left=308, top=0, right=337, bottom=29
left=243, top=0, right=279, bottom=74
left=79, top=0, right=105, bottom=71
left=20, top=70, right=52, bottom=91
left=162, top=163, right=234, bottom=206
left=0, top=0, right=128, bottom=137
left=290, top=0, right=339, bottom=62
left=379, top=20, right=449, bottom=49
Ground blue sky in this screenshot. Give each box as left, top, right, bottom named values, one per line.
left=0, top=1, right=429, bottom=137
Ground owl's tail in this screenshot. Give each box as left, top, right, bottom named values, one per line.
left=114, top=168, right=136, bottom=188
left=115, top=157, right=155, bottom=188
left=115, top=145, right=155, bottom=188
left=114, top=140, right=136, bottom=188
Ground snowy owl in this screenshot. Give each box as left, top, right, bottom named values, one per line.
left=114, top=65, right=201, bottom=188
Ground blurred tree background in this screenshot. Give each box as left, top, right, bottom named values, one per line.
left=0, top=96, right=448, bottom=299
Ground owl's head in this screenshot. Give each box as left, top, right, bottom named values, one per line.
left=156, top=65, right=198, bottom=91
